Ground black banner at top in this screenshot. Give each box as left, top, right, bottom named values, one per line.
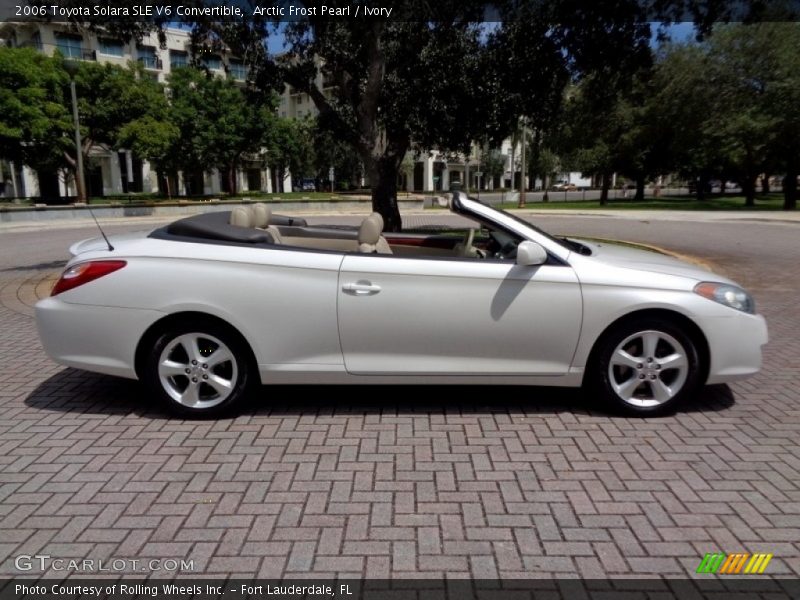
left=2, top=0, right=800, bottom=23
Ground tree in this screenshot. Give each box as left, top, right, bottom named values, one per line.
left=264, top=117, right=315, bottom=192
left=165, top=67, right=277, bottom=195
left=557, top=81, right=630, bottom=205
left=83, top=2, right=781, bottom=220
left=65, top=60, right=169, bottom=195
left=479, top=147, right=507, bottom=189
left=117, top=116, right=180, bottom=197
left=0, top=48, right=72, bottom=180
left=189, top=2, right=656, bottom=229
left=313, top=123, right=363, bottom=190
left=651, top=24, right=800, bottom=208
left=529, top=144, right=560, bottom=200
left=276, top=16, right=489, bottom=229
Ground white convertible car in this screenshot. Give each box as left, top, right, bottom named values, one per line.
left=35, top=192, right=767, bottom=417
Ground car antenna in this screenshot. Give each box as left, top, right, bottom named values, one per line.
left=87, top=204, right=114, bottom=251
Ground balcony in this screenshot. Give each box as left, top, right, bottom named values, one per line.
left=137, top=56, right=163, bottom=70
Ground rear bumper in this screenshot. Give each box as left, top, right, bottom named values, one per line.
left=35, top=297, right=162, bottom=379
left=704, top=312, right=768, bottom=384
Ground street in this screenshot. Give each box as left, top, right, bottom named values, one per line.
left=447, top=187, right=694, bottom=205
left=0, top=213, right=798, bottom=579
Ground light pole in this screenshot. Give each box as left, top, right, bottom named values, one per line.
left=63, top=60, right=86, bottom=202
left=518, top=119, right=527, bottom=208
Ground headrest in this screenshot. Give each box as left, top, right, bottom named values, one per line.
left=252, top=203, right=271, bottom=228
left=358, top=212, right=384, bottom=245
left=229, top=206, right=254, bottom=228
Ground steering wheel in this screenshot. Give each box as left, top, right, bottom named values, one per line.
left=460, top=228, right=476, bottom=256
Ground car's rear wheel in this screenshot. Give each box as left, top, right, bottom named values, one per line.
left=143, top=323, right=252, bottom=418
left=587, top=317, right=703, bottom=416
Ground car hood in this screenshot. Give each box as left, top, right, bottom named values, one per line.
left=569, top=238, right=731, bottom=283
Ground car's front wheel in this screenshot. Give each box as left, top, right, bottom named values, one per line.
left=143, top=322, right=253, bottom=418
left=587, top=317, right=703, bottom=416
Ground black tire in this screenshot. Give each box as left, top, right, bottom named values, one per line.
left=586, top=317, right=703, bottom=416
left=142, top=321, right=253, bottom=418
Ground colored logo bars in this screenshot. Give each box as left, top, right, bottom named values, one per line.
left=696, top=552, right=773, bottom=574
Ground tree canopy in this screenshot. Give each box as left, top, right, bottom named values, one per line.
left=0, top=47, right=72, bottom=174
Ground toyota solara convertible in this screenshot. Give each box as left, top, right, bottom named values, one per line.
left=35, top=191, right=767, bottom=418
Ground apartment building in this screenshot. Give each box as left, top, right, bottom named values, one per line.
left=0, top=22, right=285, bottom=200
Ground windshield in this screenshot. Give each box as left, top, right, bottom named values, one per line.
left=459, top=195, right=572, bottom=251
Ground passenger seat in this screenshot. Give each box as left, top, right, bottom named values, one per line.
left=358, top=213, right=392, bottom=254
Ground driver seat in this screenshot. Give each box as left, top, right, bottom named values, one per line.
left=358, top=213, right=392, bottom=254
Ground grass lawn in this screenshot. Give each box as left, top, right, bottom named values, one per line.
left=497, top=194, right=786, bottom=211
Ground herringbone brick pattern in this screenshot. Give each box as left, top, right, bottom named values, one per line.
left=0, top=217, right=797, bottom=579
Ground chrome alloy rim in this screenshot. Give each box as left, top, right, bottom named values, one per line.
left=158, top=333, right=238, bottom=409
left=608, top=330, right=689, bottom=408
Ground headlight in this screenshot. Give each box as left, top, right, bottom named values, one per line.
left=694, top=282, right=755, bottom=314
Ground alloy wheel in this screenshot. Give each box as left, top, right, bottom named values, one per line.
left=157, top=332, right=238, bottom=409
left=607, top=329, right=689, bottom=408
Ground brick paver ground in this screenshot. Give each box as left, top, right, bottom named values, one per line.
left=0, top=214, right=797, bottom=579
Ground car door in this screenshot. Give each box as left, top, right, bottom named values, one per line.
left=337, top=254, right=583, bottom=375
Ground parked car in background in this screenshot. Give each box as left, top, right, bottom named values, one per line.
left=552, top=180, right=577, bottom=191
left=293, top=178, right=316, bottom=192
left=688, top=179, right=737, bottom=194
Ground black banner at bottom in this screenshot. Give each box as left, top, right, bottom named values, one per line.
left=2, top=579, right=800, bottom=600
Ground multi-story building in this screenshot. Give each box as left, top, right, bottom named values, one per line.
left=0, top=22, right=289, bottom=200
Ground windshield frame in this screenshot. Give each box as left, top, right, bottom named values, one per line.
left=448, top=191, right=573, bottom=259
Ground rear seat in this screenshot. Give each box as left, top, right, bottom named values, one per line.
left=358, top=213, right=392, bottom=254
left=229, top=206, right=254, bottom=227
left=251, top=203, right=284, bottom=244
left=229, top=204, right=391, bottom=254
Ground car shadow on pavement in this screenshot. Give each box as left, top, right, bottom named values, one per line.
left=25, top=368, right=735, bottom=420
left=0, top=260, right=67, bottom=273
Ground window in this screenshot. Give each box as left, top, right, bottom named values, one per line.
left=229, top=60, right=247, bottom=80
left=55, top=33, right=83, bottom=59
left=137, top=45, right=160, bottom=69
left=202, top=54, right=222, bottom=70
left=170, top=50, right=188, bottom=69
left=98, top=38, right=124, bottom=57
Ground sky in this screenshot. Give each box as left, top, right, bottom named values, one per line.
left=262, top=21, right=697, bottom=55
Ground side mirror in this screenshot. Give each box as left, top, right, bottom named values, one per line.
left=516, top=241, right=548, bottom=266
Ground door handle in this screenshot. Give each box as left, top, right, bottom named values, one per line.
left=342, top=281, right=381, bottom=295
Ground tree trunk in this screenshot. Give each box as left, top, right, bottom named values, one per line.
left=634, top=175, right=645, bottom=201
left=599, top=171, right=611, bottom=205
left=696, top=173, right=708, bottom=200
left=761, top=174, right=770, bottom=194
left=784, top=162, right=797, bottom=211
left=366, top=155, right=402, bottom=232
left=228, top=164, right=237, bottom=196
left=742, top=176, right=756, bottom=207
left=542, top=173, right=549, bottom=202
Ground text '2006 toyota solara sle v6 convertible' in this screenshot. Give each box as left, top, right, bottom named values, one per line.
left=35, top=192, right=767, bottom=418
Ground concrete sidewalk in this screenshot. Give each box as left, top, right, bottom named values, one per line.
left=2, top=206, right=799, bottom=234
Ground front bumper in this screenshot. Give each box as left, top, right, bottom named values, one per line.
left=35, top=297, right=163, bottom=379
left=703, top=312, right=768, bottom=384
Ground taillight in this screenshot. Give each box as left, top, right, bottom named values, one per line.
left=51, top=260, right=127, bottom=296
